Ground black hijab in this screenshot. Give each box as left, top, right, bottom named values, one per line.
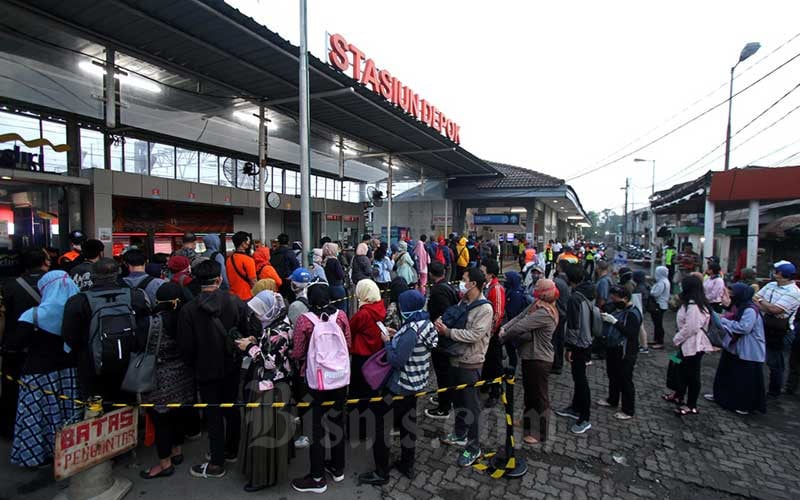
left=154, top=281, right=183, bottom=336
left=307, top=282, right=337, bottom=317
left=389, top=276, right=409, bottom=303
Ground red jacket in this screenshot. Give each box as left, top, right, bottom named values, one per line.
left=486, top=277, right=506, bottom=335
left=349, top=301, right=387, bottom=357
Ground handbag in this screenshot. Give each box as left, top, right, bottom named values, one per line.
left=666, top=351, right=683, bottom=392
left=121, top=315, right=164, bottom=394
left=362, top=347, right=393, bottom=390
left=702, top=310, right=725, bottom=348
left=645, top=295, right=659, bottom=314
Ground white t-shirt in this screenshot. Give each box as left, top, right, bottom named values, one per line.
left=757, top=281, right=800, bottom=330
left=553, top=242, right=563, bottom=252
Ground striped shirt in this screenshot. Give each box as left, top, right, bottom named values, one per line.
left=390, top=320, right=438, bottom=394
left=757, top=281, right=800, bottom=329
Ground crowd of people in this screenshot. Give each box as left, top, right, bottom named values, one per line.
left=0, top=228, right=798, bottom=495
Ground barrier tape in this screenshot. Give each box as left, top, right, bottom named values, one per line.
left=3, top=370, right=505, bottom=410
left=472, top=377, right=517, bottom=479
left=325, top=278, right=464, bottom=306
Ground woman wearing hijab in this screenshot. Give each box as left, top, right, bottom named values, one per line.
left=500, top=279, right=559, bottom=445
left=662, top=276, right=713, bottom=416
left=350, top=243, right=373, bottom=285
left=359, top=290, right=437, bottom=485
left=310, top=248, right=328, bottom=283
left=253, top=246, right=283, bottom=288
left=139, top=283, right=195, bottom=479
left=393, top=241, right=417, bottom=288
left=706, top=283, right=766, bottom=415
left=251, top=278, right=278, bottom=296
left=385, top=277, right=409, bottom=331
left=372, top=243, right=393, bottom=294
left=234, top=290, right=293, bottom=492
left=290, top=283, right=351, bottom=493
left=348, top=279, right=387, bottom=440
left=10, top=270, right=79, bottom=467
left=414, top=239, right=431, bottom=294
left=631, top=270, right=650, bottom=354
left=322, top=243, right=347, bottom=313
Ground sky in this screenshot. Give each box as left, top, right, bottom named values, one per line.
left=227, top=0, right=800, bottom=213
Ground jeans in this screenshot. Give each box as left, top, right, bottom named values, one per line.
left=675, top=352, right=703, bottom=408
left=452, top=367, right=481, bottom=452
left=198, top=372, right=241, bottom=467
left=606, top=347, right=636, bottom=416
left=651, top=308, right=665, bottom=345
left=308, top=386, right=347, bottom=478
left=766, top=347, right=785, bottom=395
left=372, top=394, right=417, bottom=476
left=569, top=347, right=591, bottom=423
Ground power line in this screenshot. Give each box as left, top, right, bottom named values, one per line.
left=772, top=150, right=800, bottom=166
left=566, top=47, right=800, bottom=183
left=748, top=138, right=800, bottom=164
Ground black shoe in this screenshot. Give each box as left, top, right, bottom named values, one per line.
left=358, top=471, right=389, bottom=485
left=393, top=461, right=416, bottom=480
left=291, top=475, right=327, bottom=493
left=243, top=483, right=268, bottom=493
left=324, top=461, right=344, bottom=483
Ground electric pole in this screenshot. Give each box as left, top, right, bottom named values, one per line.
left=621, top=178, right=629, bottom=244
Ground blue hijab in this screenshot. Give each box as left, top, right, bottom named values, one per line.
left=730, top=282, right=756, bottom=321
left=18, top=270, right=79, bottom=351
left=397, top=289, right=429, bottom=323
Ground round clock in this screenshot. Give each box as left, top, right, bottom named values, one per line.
left=266, top=191, right=281, bottom=209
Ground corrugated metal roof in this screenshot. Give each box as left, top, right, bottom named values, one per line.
left=11, top=0, right=496, bottom=178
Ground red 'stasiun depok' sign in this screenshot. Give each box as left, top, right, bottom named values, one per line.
left=328, top=33, right=461, bottom=144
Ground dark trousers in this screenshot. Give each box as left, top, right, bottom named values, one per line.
left=675, top=352, right=703, bottom=408
left=584, top=260, right=595, bottom=277
left=651, top=308, right=666, bottom=345
left=372, top=395, right=417, bottom=476
left=551, top=321, right=566, bottom=371
left=766, top=346, right=785, bottom=395
left=606, top=347, right=636, bottom=416
left=570, top=348, right=591, bottom=423
left=482, top=336, right=504, bottom=397
left=349, top=355, right=376, bottom=440
left=431, top=350, right=453, bottom=412
left=198, top=372, right=241, bottom=467
left=785, top=336, right=800, bottom=394
left=522, top=359, right=551, bottom=441
left=452, top=367, right=481, bottom=452
left=545, top=262, right=552, bottom=278
left=667, top=264, right=675, bottom=290
left=308, top=386, right=347, bottom=478
left=149, top=409, right=186, bottom=460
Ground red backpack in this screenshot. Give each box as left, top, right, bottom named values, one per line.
left=434, top=245, right=446, bottom=264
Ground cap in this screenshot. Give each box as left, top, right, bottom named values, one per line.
left=706, top=255, right=720, bottom=263
left=290, top=267, right=312, bottom=285
left=68, top=230, right=86, bottom=245
left=182, top=231, right=197, bottom=243
left=774, top=261, right=796, bottom=278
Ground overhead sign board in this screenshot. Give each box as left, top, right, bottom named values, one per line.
left=473, top=214, right=520, bottom=225
left=328, top=33, right=461, bottom=144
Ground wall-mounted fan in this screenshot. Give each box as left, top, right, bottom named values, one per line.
left=221, top=157, right=237, bottom=186
left=366, top=186, right=385, bottom=207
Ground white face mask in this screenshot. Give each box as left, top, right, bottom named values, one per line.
left=459, top=281, right=471, bottom=295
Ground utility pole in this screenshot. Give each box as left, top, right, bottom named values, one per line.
left=621, top=178, right=629, bottom=244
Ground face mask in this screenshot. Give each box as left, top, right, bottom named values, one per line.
left=401, top=309, right=421, bottom=321
left=459, top=281, right=471, bottom=294
left=614, top=301, right=626, bottom=309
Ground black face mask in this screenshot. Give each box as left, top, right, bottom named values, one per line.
left=613, top=301, right=627, bottom=310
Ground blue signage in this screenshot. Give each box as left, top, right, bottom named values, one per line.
left=473, top=214, right=520, bottom=225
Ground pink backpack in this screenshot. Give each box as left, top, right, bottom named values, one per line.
left=304, top=312, right=350, bottom=390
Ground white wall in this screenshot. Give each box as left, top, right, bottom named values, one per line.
left=372, top=199, right=452, bottom=240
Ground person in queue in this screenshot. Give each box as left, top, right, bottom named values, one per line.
left=481, top=259, right=506, bottom=408
left=286, top=268, right=313, bottom=326
left=500, top=278, right=559, bottom=445
left=662, top=275, right=713, bottom=416
left=705, top=283, right=767, bottom=414
left=322, top=242, right=348, bottom=313
left=550, top=260, right=572, bottom=373
left=235, top=290, right=293, bottom=492
left=350, top=242, right=373, bottom=286
left=385, top=277, right=410, bottom=331
left=359, top=289, right=437, bottom=485
left=174, top=231, right=198, bottom=260
left=425, top=261, right=460, bottom=419
left=649, top=265, right=671, bottom=350
left=434, top=267, right=493, bottom=467
left=348, top=279, right=387, bottom=440
left=9, top=270, right=79, bottom=467
left=310, top=248, right=328, bottom=283
left=69, top=239, right=104, bottom=292
left=271, top=233, right=299, bottom=302
left=202, top=233, right=229, bottom=290
left=178, top=260, right=260, bottom=479
left=0, top=248, right=49, bottom=438
left=393, top=241, right=418, bottom=289
left=290, top=283, right=351, bottom=494
left=139, top=282, right=194, bottom=479
left=57, top=229, right=86, bottom=272
left=227, top=231, right=257, bottom=302
left=253, top=245, right=283, bottom=289
left=122, top=249, right=167, bottom=305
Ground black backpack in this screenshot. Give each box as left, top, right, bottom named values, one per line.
left=86, top=288, right=138, bottom=377
left=437, top=299, right=490, bottom=357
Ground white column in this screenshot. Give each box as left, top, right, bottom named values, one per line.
left=257, top=104, right=266, bottom=243
left=387, top=157, right=393, bottom=243
left=703, top=197, right=715, bottom=260
left=747, top=200, right=759, bottom=269
left=298, top=0, right=312, bottom=265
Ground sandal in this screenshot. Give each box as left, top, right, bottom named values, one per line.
left=674, top=406, right=699, bottom=416
left=139, top=465, right=175, bottom=479
left=661, top=393, right=683, bottom=404
left=522, top=435, right=540, bottom=445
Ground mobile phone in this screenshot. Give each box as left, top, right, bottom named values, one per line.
left=376, top=321, right=390, bottom=336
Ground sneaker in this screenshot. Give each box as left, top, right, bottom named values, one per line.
left=735, top=410, right=750, bottom=416
left=554, top=407, right=580, bottom=420
left=291, top=475, right=327, bottom=494
left=457, top=448, right=482, bottom=467
left=204, top=452, right=237, bottom=464
left=294, top=435, right=310, bottom=449
left=440, top=433, right=468, bottom=447
left=357, top=470, right=389, bottom=485
left=614, top=412, right=634, bottom=420
left=703, top=393, right=715, bottom=402
left=596, top=399, right=613, bottom=407
left=639, top=347, right=650, bottom=354
left=424, top=408, right=451, bottom=420
left=570, top=421, right=592, bottom=434
left=585, top=360, right=593, bottom=366
left=429, top=395, right=439, bottom=406
left=189, top=462, right=226, bottom=479
left=324, top=461, right=344, bottom=483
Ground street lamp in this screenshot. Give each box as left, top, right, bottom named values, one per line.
left=635, top=158, right=657, bottom=276
left=724, top=42, right=761, bottom=171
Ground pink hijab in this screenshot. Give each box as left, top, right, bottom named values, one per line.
left=414, top=240, right=429, bottom=273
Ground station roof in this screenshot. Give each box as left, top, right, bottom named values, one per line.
left=477, top=162, right=564, bottom=189
left=11, top=0, right=498, bottom=180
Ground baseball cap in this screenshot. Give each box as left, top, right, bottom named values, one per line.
left=68, top=230, right=86, bottom=245
left=182, top=231, right=197, bottom=243
left=706, top=255, right=720, bottom=263
left=774, top=260, right=796, bottom=278
left=290, top=268, right=312, bottom=286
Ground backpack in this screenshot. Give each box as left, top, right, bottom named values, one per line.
left=434, top=245, right=445, bottom=265
left=438, top=299, right=490, bottom=357
left=135, top=275, right=155, bottom=292
left=86, top=288, right=138, bottom=377
left=304, top=311, right=350, bottom=390
left=191, top=251, right=219, bottom=270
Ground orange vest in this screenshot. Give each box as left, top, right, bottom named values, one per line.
left=58, top=250, right=80, bottom=265
left=524, top=248, right=536, bottom=263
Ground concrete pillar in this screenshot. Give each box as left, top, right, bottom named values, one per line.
left=526, top=202, right=536, bottom=241
left=718, top=235, right=731, bottom=274
left=747, top=200, right=759, bottom=269
left=703, top=197, right=715, bottom=261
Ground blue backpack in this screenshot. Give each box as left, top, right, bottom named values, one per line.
left=437, top=299, right=490, bottom=357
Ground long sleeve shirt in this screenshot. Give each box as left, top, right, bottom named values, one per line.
left=703, top=275, right=725, bottom=304
left=485, top=278, right=506, bottom=334
left=720, top=307, right=766, bottom=362
left=290, top=309, right=351, bottom=376
left=501, top=305, right=556, bottom=362
left=674, top=303, right=713, bottom=357
left=446, top=297, right=493, bottom=368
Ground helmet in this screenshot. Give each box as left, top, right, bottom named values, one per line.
left=68, top=230, right=86, bottom=245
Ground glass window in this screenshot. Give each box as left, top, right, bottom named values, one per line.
left=285, top=170, right=298, bottom=196
left=123, top=137, right=148, bottom=174
left=219, top=157, right=235, bottom=186
left=149, top=143, right=175, bottom=179
left=310, top=175, right=318, bottom=198
left=40, top=120, right=67, bottom=174
left=272, top=167, right=283, bottom=193
left=80, top=128, right=105, bottom=169
left=176, top=148, right=198, bottom=182
left=333, top=180, right=342, bottom=201
left=0, top=111, right=40, bottom=165
left=325, top=177, right=335, bottom=200
left=199, top=152, right=218, bottom=185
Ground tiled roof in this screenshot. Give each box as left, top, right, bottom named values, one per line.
left=474, top=162, right=565, bottom=189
